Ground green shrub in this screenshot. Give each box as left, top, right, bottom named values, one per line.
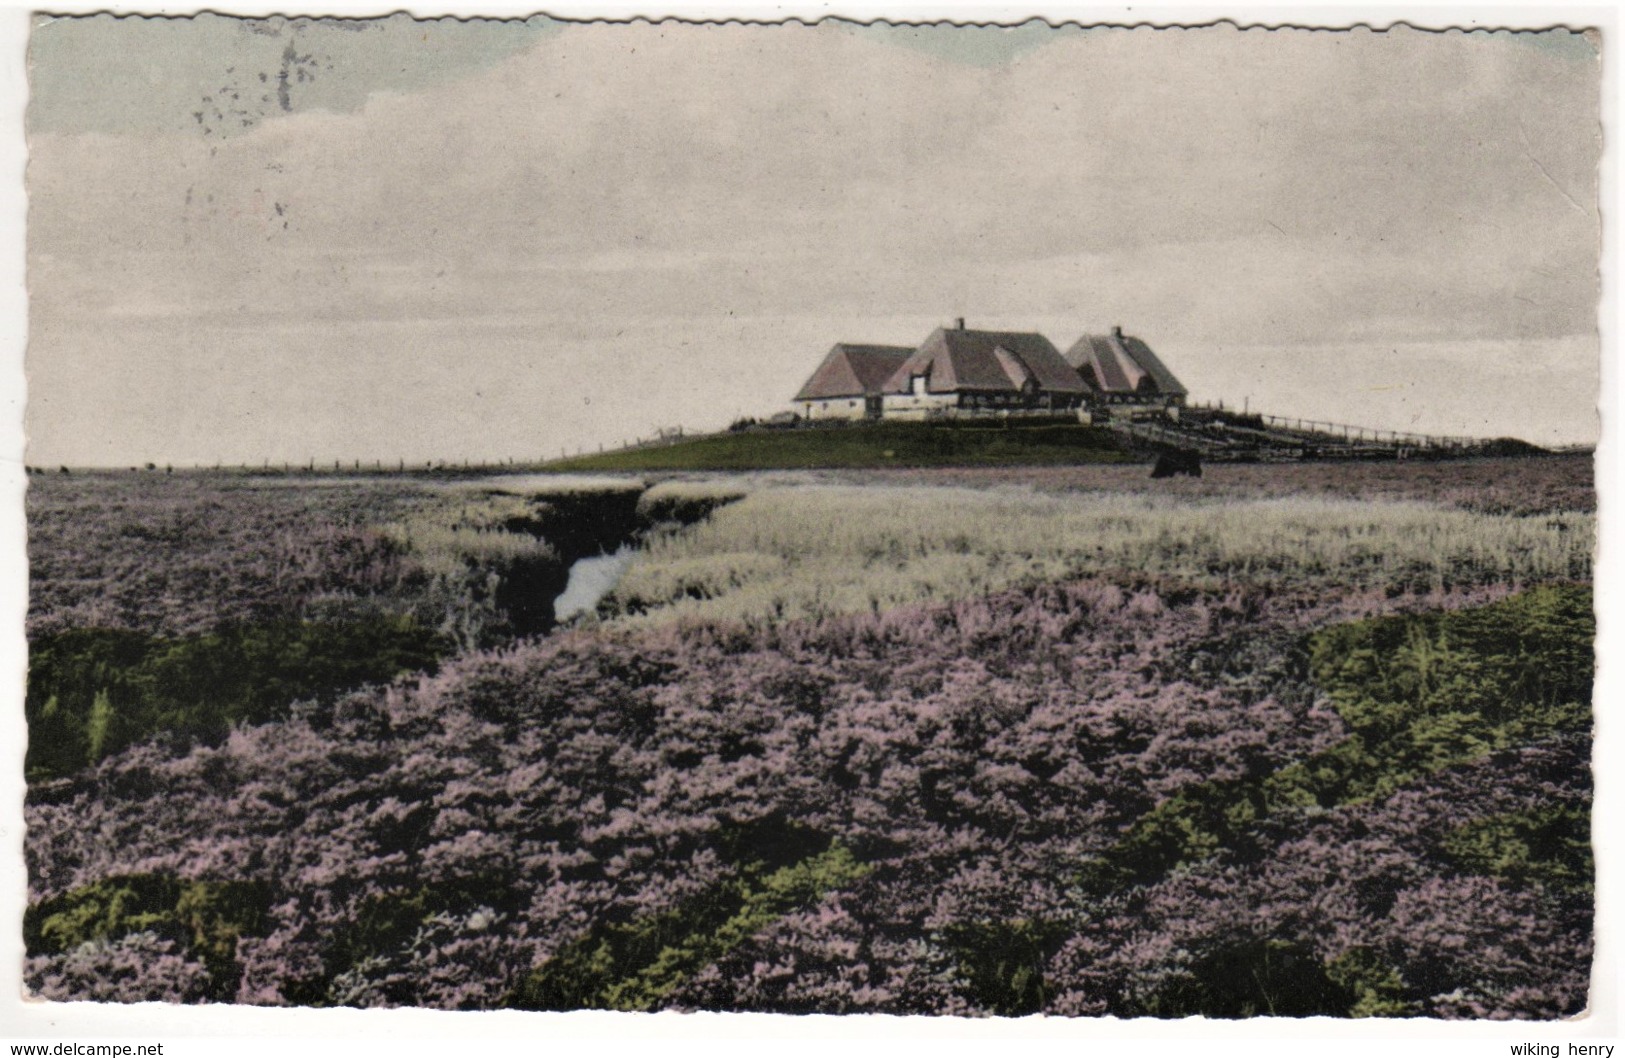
left=1325, top=946, right=1417, bottom=1018
left=512, top=841, right=869, bottom=1011
left=940, top=918, right=1064, bottom=1016
left=1134, top=939, right=1358, bottom=1018
left=25, top=873, right=270, bottom=1001
left=1442, top=805, right=1593, bottom=896
left=26, top=616, right=449, bottom=782
left=1304, top=584, right=1593, bottom=804
left=1081, top=585, right=1594, bottom=897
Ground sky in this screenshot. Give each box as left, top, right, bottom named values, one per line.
left=22, top=14, right=1602, bottom=466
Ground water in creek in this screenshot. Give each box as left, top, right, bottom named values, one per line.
left=552, top=544, right=637, bottom=622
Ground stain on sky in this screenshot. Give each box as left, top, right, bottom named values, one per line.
left=31, top=13, right=1088, bottom=143
left=843, top=19, right=1595, bottom=69
left=190, top=36, right=325, bottom=138
left=1498, top=25, right=1600, bottom=61
left=29, top=13, right=560, bottom=137
left=838, top=18, right=1070, bottom=66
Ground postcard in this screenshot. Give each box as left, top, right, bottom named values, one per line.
left=7, top=6, right=1609, bottom=1044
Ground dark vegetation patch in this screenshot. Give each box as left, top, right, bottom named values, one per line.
left=512, top=831, right=867, bottom=1012
left=1472, top=438, right=1555, bottom=458
left=495, top=486, right=645, bottom=561
left=24, top=873, right=272, bottom=1002
left=636, top=487, right=748, bottom=529
left=26, top=617, right=448, bottom=783
left=1441, top=804, right=1592, bottom=894
left=940, top=918, right=1066, bottom=1016
left=545, top=422, right=1137, bottom=471
left=1136, top=939, right=1358, bottom=1018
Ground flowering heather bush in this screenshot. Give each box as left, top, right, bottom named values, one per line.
left=25, top=473, right=664, bottom=782
left=25, top=462, right=1593, bottom=1015
left=1047, top=733, right=1591, bottom=1019
left=24, top=931, right=217, bottom=1005
left=24, top=577, right=1591, bottom=1016
left=28, top=474, right=443, bottom=640
left=27, top=473, right=650, bottom=642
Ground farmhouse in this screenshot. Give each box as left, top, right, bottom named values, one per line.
left=1066, top=327, right=1188, bottom=413
left=879, top=323, right=1090, bottom=420
left=793, top=320, right=1186, bottom=421
left=794, top=343, right=915, bottom=421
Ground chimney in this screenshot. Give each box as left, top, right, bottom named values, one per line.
left=956, top=317, right=966, bottom=331
left=1112, top=325, right=1123, bottom=339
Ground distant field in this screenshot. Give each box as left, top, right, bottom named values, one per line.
left=546, top=421, right=1138, bottom=471
left=845, top=452, right=1595, bottom=516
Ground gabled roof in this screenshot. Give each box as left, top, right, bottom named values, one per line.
left=794, top=343, right=915, bottom=401
left=1065, top=330, right=1188, bottom=398
left=882, top=327, right=1090, bottom=395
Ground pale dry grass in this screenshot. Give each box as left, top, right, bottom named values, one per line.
left=604, top=486, right=1592, bottom=626
left=470, top=474, right=646, bottom=496
left=380, top=493, right=558, bottom=578
left=638, top=480, right=751, bottom=506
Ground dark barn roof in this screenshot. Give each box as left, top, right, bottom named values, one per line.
left=794, top=343, right=915, bottom=401
left=1065, top=330, right=1188, bottom=398
left=882, top=327, right=1090, bottom=395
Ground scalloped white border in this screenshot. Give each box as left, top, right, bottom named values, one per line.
left=0, top=6, right=1613, bottom=1052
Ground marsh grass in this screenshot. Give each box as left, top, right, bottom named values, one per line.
left=605, top=487, right=1592, bottom=626
left=375, top=494, right=569, bottom=649
left=636, top=480, right=751, bottom=528
left=380, top=494, right=560, bottom=579
left=471, top=474, right=647, bottom=496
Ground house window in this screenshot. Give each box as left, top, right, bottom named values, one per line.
left=912, top=375, right=928, bottom=397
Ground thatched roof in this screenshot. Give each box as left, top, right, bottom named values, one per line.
left=882, top=327, right=1089, bottom=395
left=794, top=344, right=915, bottom=401
left=1065, top=330, right=1187, bottom=398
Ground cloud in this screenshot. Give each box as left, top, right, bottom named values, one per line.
left=25, top=19, right=1601, bottom=464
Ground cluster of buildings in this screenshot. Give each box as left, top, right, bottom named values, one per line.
left=792, top=320, right=1188, bottom=422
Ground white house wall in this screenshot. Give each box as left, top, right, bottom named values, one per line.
left=801, top=398, right=870, bottom=421
left=879, top=392, right=959, bottom=420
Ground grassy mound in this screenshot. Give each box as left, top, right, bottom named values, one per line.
left=546, top=422, right=1137, bottom=471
